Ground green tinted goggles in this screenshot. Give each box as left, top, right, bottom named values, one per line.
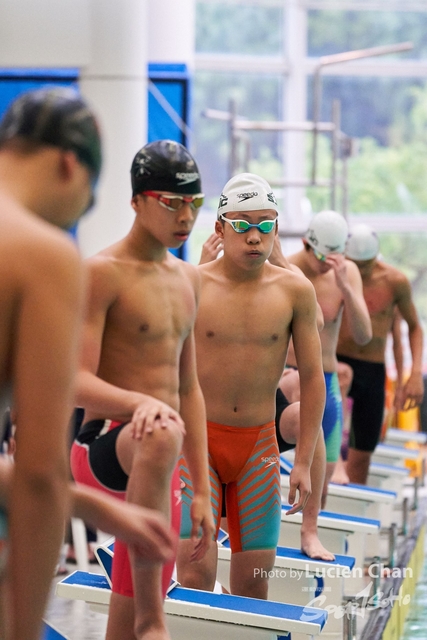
left=219, top=214, right=277, bottom=234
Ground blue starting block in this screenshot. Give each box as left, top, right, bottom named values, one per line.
left=217, top=539, right=354, bottom=638
left=56, top=570, right=328, bottom=639
left=280, top=453, right=398, bottom=533
left=41, top=621, right=68, bottom=640
left=280, top=505, right=379, bottom=594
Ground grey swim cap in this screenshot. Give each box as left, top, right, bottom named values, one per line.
left=0, top=87, right=102, bottom=181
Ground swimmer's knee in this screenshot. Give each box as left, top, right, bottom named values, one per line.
left=279, top=402, right=300, bottom=444
left=137, top=424, right=183, bottom=469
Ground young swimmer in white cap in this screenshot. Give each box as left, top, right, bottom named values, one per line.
left=346, top=223, right=380, bottom=261
left=337, top=223, right=424, bottom=484
left=176, top=173, right=326, bottom=597
left=199, top=206, right=337, bottom=562
left=284, top=211, right=372, bottom=492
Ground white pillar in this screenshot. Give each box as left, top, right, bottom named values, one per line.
left=148, top=0, right=195, bottom=65
left=78, top=0, right=149, bottom=257
left=282, top=0, right=308, bottom=254
left=0, top=0, right=90, bottom=67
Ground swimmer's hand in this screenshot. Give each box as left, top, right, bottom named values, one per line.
left=285, top=462, right=311, bottom=515
left=71, top=485, right=177, bottom=565
left=131, top=400, right=186, bottom=439
left=325, top=253, right=348, bottom=291
left=189, top=493, right=215, bottom=562
left=199, top=233, right=223, bottom=265
left=118, top=503, right=178, bottom=566
left=401, top=372, right=424, bottom=411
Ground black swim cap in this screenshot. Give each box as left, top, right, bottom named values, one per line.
left=131, top=140, right=202, bottom=196
left=0, top=87, right=102, bottom=181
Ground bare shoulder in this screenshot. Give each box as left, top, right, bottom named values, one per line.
left=383, top=263, right=412, bottom=300
left=379, top=260, right=408, bottom=284
left=344, top=258, right=361, bottom=277
left=171, top=254, right=201, bottom=296
left=271, top=262, right=314, bottom=295
left=267, top=264, right=317, bottom=317
left=0, top=200, right=82, bottom=291
left=178, top=257, right=199, bottom=281
left=197, top=259, right=217, bottom=277
left=84, top=250, right=124, bottom=299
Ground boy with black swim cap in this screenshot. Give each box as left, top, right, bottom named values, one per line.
left=131, top=139, right=203, bottom=196
left=71, top=139, right=213, bottom=640
left=0, top=88, right=176, bottom=640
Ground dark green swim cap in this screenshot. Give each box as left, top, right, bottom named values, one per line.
left=0, top=87, right=102, bottom=182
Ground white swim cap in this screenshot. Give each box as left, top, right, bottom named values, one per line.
left=305, top=210, right=348, bottom=255
left=217, top=173, right=278, bottom=217
left=346, top=223, right=379, bottom=261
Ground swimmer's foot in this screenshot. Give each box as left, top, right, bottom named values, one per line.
left=301, top=531, right=335, bottom=561
left=330, top=459, right=350, bottom=485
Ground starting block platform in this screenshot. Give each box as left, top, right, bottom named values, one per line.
left=217, top=539, right=354, bottom=638
left=281, top=458, right=397, bottom=526
left=94, top=534, right=351, bottom=637
left=384, top=427, right=427, bottom=446
left=280, top=504, right=379, bottom=594
left=368, top=462, right=411, bottom=500
left=56, top=570, right=328, bottom=639
left=371, top=443, right=419, bottom=466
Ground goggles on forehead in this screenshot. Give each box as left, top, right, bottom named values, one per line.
left=219, top=214, right=277, bottom=234
left=142, top=191, right=204, bottom=212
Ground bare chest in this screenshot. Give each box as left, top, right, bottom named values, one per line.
left=313, top=276, right=343, bottom=326
left=196, top=281, right=292, bottom=348
left=107, top=268, right=196, bottom=345
left=363, top=279, right=394, bottom=320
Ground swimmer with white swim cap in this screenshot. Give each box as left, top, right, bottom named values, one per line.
left=177, top=172, right=326, bottom=595
left=198, top=181, right=335, bottom=562
left=285, top=210, right=372, bottom=492
left=346, top=223, right=380, bottom=261
left=337, top=223, right=424, bottom=484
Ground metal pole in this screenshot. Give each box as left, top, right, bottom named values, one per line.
left=311, top=65, right=323, bottom=186
left=311, top=41, right=413, bottom=195
left=228, top=99, right=238, bottom=179
left=331, top=99, right=340, bottom=210
left=413, top=475, right=419, bottom=511
left=341, top=151, right=349, bottom=219
left=388, top=522, right=398, bottom=569
left=343, top=600, right=358, bottom=640
left=401, top=496, right=409, bottom=536
left=243, top=134, right=251, bottom=173
left=370, top=556, right=382, bottom=608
